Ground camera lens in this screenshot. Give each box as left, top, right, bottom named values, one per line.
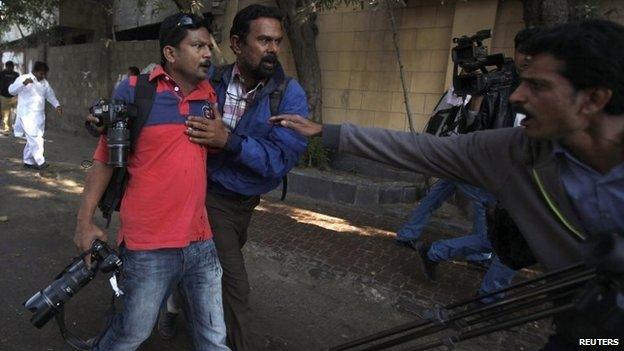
left=107, top=123, right=130, bottom=168
left=23, top=259, right=95, bottom=328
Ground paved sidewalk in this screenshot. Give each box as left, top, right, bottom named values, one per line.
left=252, top=194, right=483, bottom=305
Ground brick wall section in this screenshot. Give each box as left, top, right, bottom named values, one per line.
left=316, top=0, right=454, bottom=131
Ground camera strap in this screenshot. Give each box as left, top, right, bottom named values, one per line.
left=55, top=309, right=95, bottom=351
left=98, top=74, right=157, bottom=227
left=54, top=285, right=119, bottom=350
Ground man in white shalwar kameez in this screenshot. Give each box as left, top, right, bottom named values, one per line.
left=8, top=61, right=62, bottom=170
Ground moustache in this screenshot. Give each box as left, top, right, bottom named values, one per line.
left=261, top=54, right=278, bottom=64
left=512, top=104, right=530, bottom=116
left=199, top=61, right=211, bottom=68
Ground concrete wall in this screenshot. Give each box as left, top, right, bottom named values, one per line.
left=110, top=40, right=161, bottom=80
left=45, top=40, right=160, bottom=132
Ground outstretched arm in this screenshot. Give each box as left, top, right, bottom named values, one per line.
left=269, top=114, right=322, bottom=137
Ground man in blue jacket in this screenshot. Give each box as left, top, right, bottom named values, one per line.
left=172, top=5, right=309, bottom=350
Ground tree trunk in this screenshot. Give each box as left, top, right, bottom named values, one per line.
left=541, top=0, right=569, bottom=25
left=522, top=0, right=570, bottom=27
left=276, top=0, right=323, bottom=123
left=172, top=0, right=191, bottom=11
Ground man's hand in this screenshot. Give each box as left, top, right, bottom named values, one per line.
left=23, top=78, right=33, bottom=86
left=86, top=114, right=105, bottom=134
left=56, top=106, right=63, bottom=116
left=74, top=220, right=108, bottom=267
left=186, top=104, right=230, bottom=148
left=268, top=114, right=323, bottom=137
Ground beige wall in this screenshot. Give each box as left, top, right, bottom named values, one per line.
left=312, top=0, right=519, bottom=131
left=316, top=0, right=455, bottom=130
left=490, top=0, right=524, bottom=58
left=218, top=0, right=624, bottom=132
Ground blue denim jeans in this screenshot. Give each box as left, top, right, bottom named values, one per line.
left=397, top=180, right=493, bottom=261
left=94, top=240, right=229, bottom=351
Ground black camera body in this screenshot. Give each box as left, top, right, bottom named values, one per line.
left=90, top=99, right=137, bottom=168
left=451, top=29, right=514, bottom=96
left=24, top=240, right=122, bottom=328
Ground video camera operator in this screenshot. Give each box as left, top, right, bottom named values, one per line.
left=272, top=20, right=624, bottom=349
left=396, top=28, right=542, bottom=301
left=474, top=27, right=541, bottom=131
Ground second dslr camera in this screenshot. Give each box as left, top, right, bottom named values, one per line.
left=89, top=99, right=137, bottom=168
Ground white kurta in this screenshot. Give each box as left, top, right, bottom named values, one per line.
left=8, top=74, right=60, bottom=165
left=9, top=74, right=60, bottom=136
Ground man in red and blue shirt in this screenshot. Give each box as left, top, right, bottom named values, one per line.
left=74, top=13, right=229, bottom=351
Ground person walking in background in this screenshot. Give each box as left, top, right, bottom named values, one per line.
left=0, top=61, right=20, bottom=136
left=8, top=61, right=62, bottom=170
left=127, top=66, right=140, bottom=77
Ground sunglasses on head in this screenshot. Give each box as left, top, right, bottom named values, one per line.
left=162, top=15, right=202, bottom=44
left=176, top=15, right=196, bottom=28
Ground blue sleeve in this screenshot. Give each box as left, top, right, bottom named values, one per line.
left=112, top=78, right=135, bottom=103
left=226, top=79, right=309, bottom=178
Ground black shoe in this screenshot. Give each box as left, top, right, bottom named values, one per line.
left=157, top=306, right=179, bottom=340
left=23, top=163, right=49, bottom=170
left=395, top=238, right=420, bottom=251
left=416, top=242, right=438, bottom=281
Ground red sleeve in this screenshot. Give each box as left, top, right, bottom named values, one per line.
left=93, top=136, right=108, bottom=163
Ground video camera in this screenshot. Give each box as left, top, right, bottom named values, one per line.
left=23, top=240, right=122, bottom=329
left=451, top=29, right=514, bottom=96
left=89, top=99, right=137, bottom=168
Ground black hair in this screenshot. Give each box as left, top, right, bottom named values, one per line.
left=128, top=66, right=140, bottom=76
left=230, top=4, right=283, bottom=43
left=33, top=61, right=49, bottom=73
left=522, top=20, right=624, bottom=115
left=5, top=61, right=14, bottom=68
left=514, top=27, right=541, bottom=53
left=159, top=13, right=212, bottom=66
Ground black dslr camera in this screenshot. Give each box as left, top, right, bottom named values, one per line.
left=24, top=240, right=122, bottom=328
left=89, top=99, right=137, bottom=168
left=451, top=29, right=514, bottom=96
